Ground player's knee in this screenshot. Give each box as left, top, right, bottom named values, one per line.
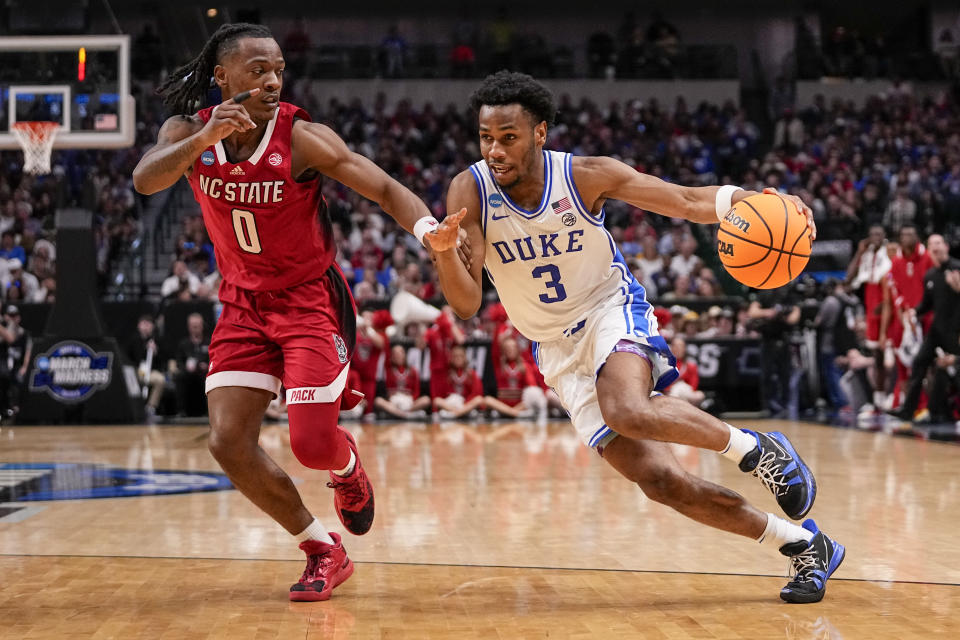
left=207, top=424, right=247, bottom=466
left=207, top=409, right=248, bottom=462
left=635, top=465, right=687, bottom=506
left=287, top=401, right=342, bottom=470
left=603, top=395, right=656, bottom=438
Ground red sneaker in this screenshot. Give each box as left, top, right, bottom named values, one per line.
left=326, top=427, right=375, bottom=535
left=289, top=533, right=354, bottom=602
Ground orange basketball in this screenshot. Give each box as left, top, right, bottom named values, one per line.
left=717, top=193, right=812, bottom=289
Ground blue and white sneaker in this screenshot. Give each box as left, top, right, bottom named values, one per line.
left=739, top=430, right=817, bottom=520
left=779, top=519, right=846, bottom=604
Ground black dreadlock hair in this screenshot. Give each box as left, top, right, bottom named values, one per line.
left=469, top=70, right=556, bottom=127
left=157, top=23, right=274, bottom=115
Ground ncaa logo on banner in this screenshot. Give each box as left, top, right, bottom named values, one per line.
left=488, top=194, right=504, bottom=208
left=201, top=150, right=215, bottom=166
left=29, top=341, right=113, bottom=403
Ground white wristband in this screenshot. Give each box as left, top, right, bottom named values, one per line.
left=715, top=185, right=743, bottom=221
left=413, top=216, right=439, bottom=246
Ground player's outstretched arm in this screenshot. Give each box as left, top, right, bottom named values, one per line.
left=132, top=116, right=205, bottom=194
left=571, top=156, right=816, bottom=240
left=430, top=172, right=485, bottom=319
left=133, top=90, right=260, bottom=195
left=294, top=120, right=433, bottom=233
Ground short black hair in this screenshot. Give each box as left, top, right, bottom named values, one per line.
left=469, top=70, right=556, bottom=127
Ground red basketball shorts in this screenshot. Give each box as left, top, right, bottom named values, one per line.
left=863, top=282, right=883, bottom=346
left=206, top=273, right=354, bottom=401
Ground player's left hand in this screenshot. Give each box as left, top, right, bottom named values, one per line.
left=763, top=188, right=816, bottom=241
left=425, top=209, right=470, bottom=268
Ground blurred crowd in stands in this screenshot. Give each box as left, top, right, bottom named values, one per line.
left=265, top=9, right=707, bottom=81
left=128, top=79, right=960, bottom=424
left=0, top=130, right=149, bottom=304
left=5, top=21, right=960, bottom=424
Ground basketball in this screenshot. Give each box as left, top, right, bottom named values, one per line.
left=716, top=193, right=812, bottom=289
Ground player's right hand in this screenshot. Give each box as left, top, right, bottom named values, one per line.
left=199, top=88, right=261, bottom=145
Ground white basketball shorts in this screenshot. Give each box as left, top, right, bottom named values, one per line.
left=532, top=297, right=678, bottom=451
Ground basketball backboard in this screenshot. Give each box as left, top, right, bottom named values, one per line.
left=0, top=35, right=133, bottom=149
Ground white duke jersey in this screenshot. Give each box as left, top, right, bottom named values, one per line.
left=471, top=150, right=653, bottom=342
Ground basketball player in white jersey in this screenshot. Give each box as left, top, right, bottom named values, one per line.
left=424, top=71, right=844, bottom=603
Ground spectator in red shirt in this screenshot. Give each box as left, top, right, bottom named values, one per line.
left=375, top=344, right=431, bottom=419
left=426, top=307, right=465, bottom=399
left=666, top=336, right=705, bottom=407
left=402, top=262, right=436, bottom=301
left=489, top=303, right=547, bottom=390
left=353, top=310, right=389, bottom=416
left=433, top=344, right=484, bottom=419
left=484, top=337, right=548, bottom=423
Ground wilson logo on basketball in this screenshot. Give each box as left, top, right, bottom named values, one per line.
left=268, top=153, right=283, bottom=166
left=723, top=211, right=751, bottom=232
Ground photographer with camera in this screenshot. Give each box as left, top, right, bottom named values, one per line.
left=748, top=289, right=802, bottom=417
left=0, top=305, right=31, bottom=420
left=814, top=278, right=860, bottom=417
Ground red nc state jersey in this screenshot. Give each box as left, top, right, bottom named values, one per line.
left=187, top=102, right=333, bottom=291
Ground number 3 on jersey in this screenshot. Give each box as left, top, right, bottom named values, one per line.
left=532, top=264, right=567, bottom=303
left=232, top=208, right=262, bottom=254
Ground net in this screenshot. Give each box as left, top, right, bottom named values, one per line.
left=11, top=121, right=60, bottom=175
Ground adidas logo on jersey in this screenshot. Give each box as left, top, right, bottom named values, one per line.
left=230, top=166, right=246, bottom=176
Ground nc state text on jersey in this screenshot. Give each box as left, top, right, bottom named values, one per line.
left=197, top=175, right=286, bottom=204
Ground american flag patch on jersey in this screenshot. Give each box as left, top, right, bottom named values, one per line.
left=551, top=197, right=571, bottom=213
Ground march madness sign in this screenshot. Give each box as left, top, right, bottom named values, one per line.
left=29, top=340, right=113, bottom=403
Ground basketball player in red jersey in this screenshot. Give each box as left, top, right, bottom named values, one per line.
left=879, top=225, right=933, bottom=409
left=353, top=310, right=389, bottom=417
left=132, top=23, right=463, bottom=601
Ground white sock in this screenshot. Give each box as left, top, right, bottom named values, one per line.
left=757, top=512, right=813, bottom=550
left=334, top=449, right=356, bottom=477
left=719, top=424, right=757, bottom=465
left=294, top=517, right=335, bottom=545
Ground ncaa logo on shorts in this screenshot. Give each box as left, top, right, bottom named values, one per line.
left=268, top=152, right=283, bottom=166
left=201, top=150, right=215, bottom=166
left=333, top=334, right=348, bottom=363
left=488, top=194, right=504, bottom=208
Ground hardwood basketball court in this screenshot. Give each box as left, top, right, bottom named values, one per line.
left=2, top=419, right=958, bottom=638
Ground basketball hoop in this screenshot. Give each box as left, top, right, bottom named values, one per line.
left=11, top=121, right=60, bottom=175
